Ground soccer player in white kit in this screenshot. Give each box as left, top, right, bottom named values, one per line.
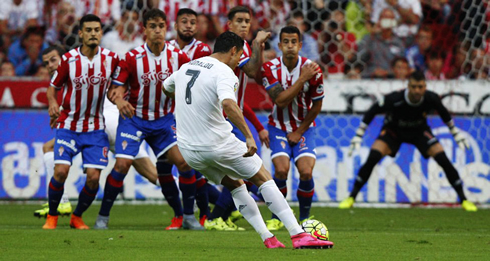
left=163, top=31, right=334, bottom=249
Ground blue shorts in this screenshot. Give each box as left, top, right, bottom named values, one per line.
left=115, top=114, right=177, bottom=159
left=54, top=129, right=109, bottom=169
left=268, top=125, right=316, bottom=162
left=229, top=120, right=246, bottom=142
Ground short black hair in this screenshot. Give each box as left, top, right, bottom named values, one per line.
left=213, top=31, right=243, bottom=54
left=227, top=6, right=250, bottom=21
left=79, top=14, right=102, bottom=29
left=391, top=56, right=409, bottom=68
left=143, top=8, right=167, bottom=27
left=42, top=44, right=66, bottom=57
left=177, top=8, right=197, bottom=19
left=409, top=70, right=426, bottom=81
left=279, top=26, right=301, bottom=42
left=24, top=26, right=45, bottom=39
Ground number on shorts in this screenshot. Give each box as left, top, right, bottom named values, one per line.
left=185, top=69, right=200, bottom=104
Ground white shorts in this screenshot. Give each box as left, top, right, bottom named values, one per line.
left=104, top=107, right=149, bottom=159
left=179, top=136, right=263, bottom=185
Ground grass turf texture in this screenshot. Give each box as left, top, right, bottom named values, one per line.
left=0, top=203, right=489, bottom=260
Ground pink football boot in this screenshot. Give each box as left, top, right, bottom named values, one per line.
left=264, top=236, right=286, bottom=248
left=291, top=233, right=334, bottom=249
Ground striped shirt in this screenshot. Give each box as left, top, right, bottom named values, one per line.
left=234, top=40, right=251, bottom=110
left=112, top=43, right=190, bottom=120
left=261, top=56, right=324, bottom=132
left=159, top=0, right=204, bottom=25
left=168, top=38, right=211, bottom=60
left=50, top=47, right=119, bottom=132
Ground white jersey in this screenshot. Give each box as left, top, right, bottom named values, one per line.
left=163, top=56, right=238, bottom=151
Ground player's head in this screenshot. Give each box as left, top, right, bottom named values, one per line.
left=227, top=6, right=251, bottom=39
left=175, top=8, right=198, bottom=43
left=79, top=14, right=102, bottom=49
left=42, top=45, right=65, bottom=77
left=278, top=26, right=302, bottom=60
left=407, top=70, right=426, bottom=103
left=143, top=8, right=167, bottom=45
left=213, top=31, right=244, bottom=69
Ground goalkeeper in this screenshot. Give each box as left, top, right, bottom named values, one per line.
left=340, top=70, right=477, bottom=212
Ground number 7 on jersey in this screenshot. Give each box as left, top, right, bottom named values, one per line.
left=185, top=69, right=200, bottom=104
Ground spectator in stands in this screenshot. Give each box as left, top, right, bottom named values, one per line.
left=318, top=9, right=357, bottom=76
left=35, top=66, right=50, bottom=81
left=270, top=11, right=320, bottom=63
left=371, top=0, right=422, bottom=44
left=0, top=0, right=40, bottom=48
left=345, top=0, right=373, bottom=42
left=195, top=13, right=218, bottom=49
left=344, top=63, right=364, bottom=79
left=425, top=51, right=446, bottom=80
left=406, top=25, right=433, bottom=72
left=390, top=56, right=410, bottom=79
left=359, top=8, right=405, bottom=78
left=45, top=1, right=79, bottom=50
left=75, top=0, right=121, bottom=26
left=101, top=10, right=143, bottom=56
left=462, top=48, right=490, bottom=80
left=255, top=0, right=291, bottom=33
left=443, top=41, right=468, bottom=79
left=8, top=26, right=48, bottom=76
left=0, top=61, right=16, bottom=77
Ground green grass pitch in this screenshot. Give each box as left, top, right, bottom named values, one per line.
left=0, top=203, right=489, bottom=260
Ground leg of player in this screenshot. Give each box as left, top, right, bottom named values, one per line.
left=35, top=139, right=72, bottom=218
left=339, top=140, right=390, bottom=209
left=166, top=146, right=203, bottom=230
left=295, top=156, right=316, bottom=224
left=266, top=155, right=290, bottom=231
left=248, top=165, right=334, bottom=249
left=133, top=157, right=158, bottom=185
left=426, top=143, right=477, bottom=212
left=70, top=168, right=101, bottom=229
left=43, top=164, right=70, bottom=229
left=194, top=171, right=210, bottom=225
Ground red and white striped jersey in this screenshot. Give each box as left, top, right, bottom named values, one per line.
left=168, top=38, right=211, bottom=60
left=261, top=56, right=325, bottom=132
left=159, top=0, right=204, bottom=23
left=51, top=47, right=119, bottom=132
left=234, top=40, right=252, bottom=110
left=112, top=43, right=190, bottom=121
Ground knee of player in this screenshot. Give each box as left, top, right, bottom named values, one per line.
left=175, top=161, right=192, bottom=172
left=298, top=171, right=313, bottom=181
left=274, top=168, right=289, bottom=180
left=114, top=158, right=133, bottom=173
left=54, top=168, right=69, bottom=183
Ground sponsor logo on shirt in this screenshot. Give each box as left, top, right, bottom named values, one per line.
left=141, top=69, right=170, bottom=86
left=73, top=72, right=108, bottom=90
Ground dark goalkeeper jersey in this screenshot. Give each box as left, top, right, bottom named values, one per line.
left=362, top=89, right=453, bottom=131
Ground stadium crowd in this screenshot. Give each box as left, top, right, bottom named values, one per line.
left=0, top=0, right=488, bottom=80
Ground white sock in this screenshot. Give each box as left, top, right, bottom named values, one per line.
left=44, top=151, right=69, bottom=204
left=231, top=184, right=273, bottom=242
left=259, top=180, right=304, bottom=236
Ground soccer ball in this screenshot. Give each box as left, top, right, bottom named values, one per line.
left=301, top=219, right=329, bottom=241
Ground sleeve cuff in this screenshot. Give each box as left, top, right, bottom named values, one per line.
left=265, top=81, right=279, bottom=91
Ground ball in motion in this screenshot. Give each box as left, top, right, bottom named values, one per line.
left=301, top=219, right=329, bottom=241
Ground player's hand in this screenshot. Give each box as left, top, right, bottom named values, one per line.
left=300, top=63, right=319, bottom=82
left=258, top=129, right=270, bottom=148
left=348, top=126, right=366, bottom=156
left=287, top=131, right=302, bottom=146
left=48, top=102, right=60, bottom=129
left=115, top=99, right=135, bottom=119
left=244, top=137, right=257, bottom=157
left=254, top=30, right=271, bottom=44
left=450, top=127, right=469, bottom=150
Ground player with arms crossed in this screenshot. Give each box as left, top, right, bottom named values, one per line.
left=97, top=8, right=203, bottom=230
left=261, top=25, right=324, bottom=230
left=163, top=31, right=333, bottom=249
left=340, top=71, right=478, bottom=212
left=43, top=14, right=119, bottom=229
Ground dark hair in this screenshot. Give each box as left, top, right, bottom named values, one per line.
left=227, top=6, right=250, bottom=21
left=409, top=70, right=426, bottom=81
left=427, top=50, right=446, bottom=60
left=143, top=8, right=167, bottom=27
left=391, top=56, right=409, bottom=67
left=213, top=31, right=243, bottom=54
left=177, top=8, right=197, bottom=19
left=279, top=26, right=301, bottom=42
left=42, top=44, right=66, bottom=57
left=79, top=14, right=102, bottom=29
left=24, top=26, right=45, bottom=39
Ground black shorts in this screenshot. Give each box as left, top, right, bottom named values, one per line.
left=377, top=126, right=439, bottom=158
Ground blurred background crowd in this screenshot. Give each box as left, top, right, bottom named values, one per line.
left=0, top=0, right=488, bottom=81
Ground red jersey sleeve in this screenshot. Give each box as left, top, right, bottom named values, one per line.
left=261, top=63, right=279, bottom=91
left=50, top=56, right=69, bottom=89
left=112, top=52, right=131, bottom=86
left=309, top=67, right=324, bottom=101
left=177, top=51, right=191, bottom=68
left=110, top=53, right=120, bottom=79
left=193, top=43, right=212, bottom=60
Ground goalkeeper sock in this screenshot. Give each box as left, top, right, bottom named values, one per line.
left=433, top=152, right=467, bottom=202
left=350, top=149, right=382, bottom=198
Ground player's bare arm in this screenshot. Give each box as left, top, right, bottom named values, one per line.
left=287, top=99, right=323, bottom=145
left=222, top=98, right=257, bottom=157
left=243, top=31, right=271, bottom=82
left=109, top=83, right=135, bottom=119
left=162, top=85, right=174, bottom=99
left=269, top=63, right=318, bottom=109
left=46, top=86, right=60, bottom=128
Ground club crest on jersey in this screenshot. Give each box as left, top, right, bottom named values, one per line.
left=316, top=84, right=324, bottom=94
left=234, top=82, right=238, bottom=92
left=171, top=125, right=177, bottom=134
left=58, top=146, right=64, bottom=156
left=141, top=69, right=170, bottom=86
left=122, top=140, right=128, bottom=150
left=102, top=147, right=108, bottom=158
left=262, top=78, right=269, bottom=87
left=280, top=141, right=286, bottom=149
left=113, top=66, right=121, bottom=79
left=73, top=72, right=107, bottom=90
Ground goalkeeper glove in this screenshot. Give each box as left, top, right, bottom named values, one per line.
left=450, top=126, right=469, bottom=150
left=348, top=124, right=367, bottom=156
